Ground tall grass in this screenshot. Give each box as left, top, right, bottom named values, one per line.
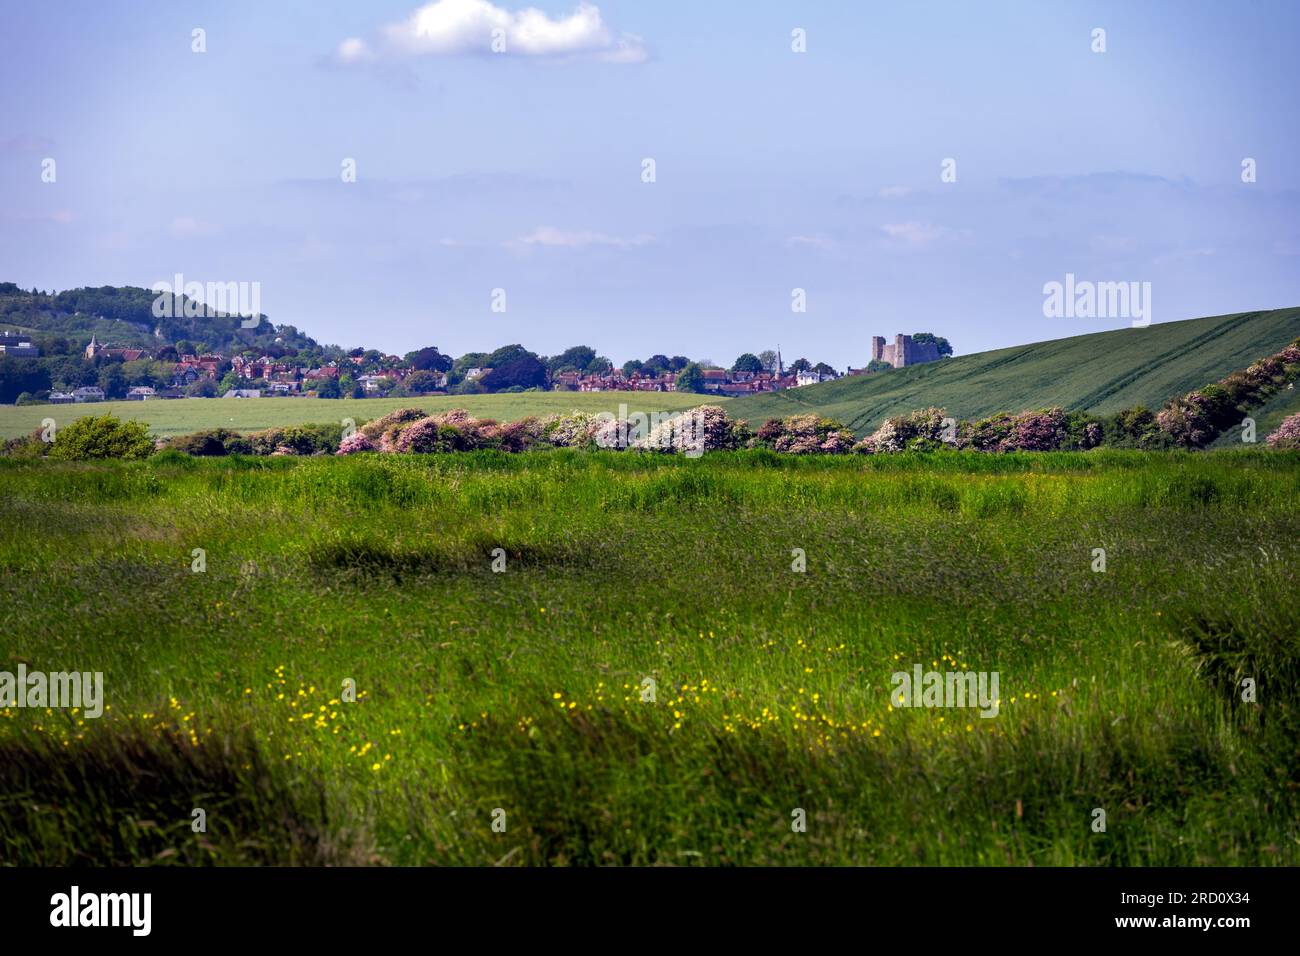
left=1, top=450, right=1297, bottom=865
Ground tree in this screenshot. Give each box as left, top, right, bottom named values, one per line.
left=486, top=344, right=537, bottom=368
left=405, top=346, right=452, bottom=372
left=788, top=357, right=812, bottom=373
left=48, top=414, right=153, bottom=461
left=910, top=332, right=953, bottom=357
left=405, top=370, right=445, bottom=394
left=98, top=363, right=127, bottom=399
left=0, top=358, right=51, bottom=404
left=219, top=371, right=243, bottom=394
left=675, top=362, right=707, bottom=394
left=643, top=354, right=671, bottom=373
left=758, top=350, right=778, bottom=373
left=866, top=359, right=893, bottom=373
left=452, top=351, right=488, bottom=374
left=187, top=378, right=218, bottom=397
left=546, top=345, right=597, bottom=374
left=812, top=362, right=837, bottom=377
left=480, top=355, right=547, bottom=392
left=622, top=359, right=644, bottom=378
left=315, top=377, right=342, bottom=398
left=588, top=355, right=613, bottom=374
left=732, top=353, right=763, bottom=374
left=669, top=356, right=689, bottom=371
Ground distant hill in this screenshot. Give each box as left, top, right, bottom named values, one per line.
left=728, top=308, right=1300, bottom=435
left=0, top=282, right=319, bottom=353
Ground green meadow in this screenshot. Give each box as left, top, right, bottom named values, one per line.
left=0, top=391, right=718, bottom=440
left=2, top=449, right=1298, bottom=865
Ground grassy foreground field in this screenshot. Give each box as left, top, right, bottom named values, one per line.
left=0, top=391, right=721, bottom=440
left=2, top=449, right=1298, bottom=865
left=730, top=307, right=1300, bottom=434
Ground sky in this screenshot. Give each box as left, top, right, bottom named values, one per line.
left=1, top=0, right=1298, bottom=365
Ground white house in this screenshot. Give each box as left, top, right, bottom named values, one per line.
left=72, top=386, right=106, bottom=403
left=126, top=386, right=156, bottom=401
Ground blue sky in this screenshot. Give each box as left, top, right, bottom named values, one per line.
left=2, top=0, right=1297, bottom=364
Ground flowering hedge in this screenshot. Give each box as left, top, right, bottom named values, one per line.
left=1265, top=411, right=1300, bottom=449
left=1156, top=339, right=1300, bottom=447
left=50, top=337, right=1299, bottom=461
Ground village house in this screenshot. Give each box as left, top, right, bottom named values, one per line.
left=72, top=386, right=105, bottom=403
left=83, top=335, right=150, bottom=363
left=126, top=386, right=157, bottom=401
left=176, top=353, right=223, bottom=380
left=48, top=391, right=75, bottom=404
left=796, top=368, right=837, bottom=387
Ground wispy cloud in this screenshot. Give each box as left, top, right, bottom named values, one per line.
left=337, top=0, right=647, bottom=64
left=879, top=221, right=966, bottom=248
left=786, top=234, right=835, bottom=252
left=878, top=185, right=913, bottom=199
left=513, top=226, right=652, bottom=249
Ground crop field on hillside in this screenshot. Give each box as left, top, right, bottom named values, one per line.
left=729, top=308, right=1300, bottom=434
left=2, top=450, right=1297, bottom=866
left=0, top=391, right=719, bottom=440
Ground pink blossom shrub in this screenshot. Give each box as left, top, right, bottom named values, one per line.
left=1011, top=407, right=1068, bottom=451
left=542, top=412, right=604, bottom=448
left=759, top=413, right=853, bottom=454
left=360, top=407, right=428, bottom=440
left=1265, top=411, right=1300, bottom=449
left=336, top=433, right=377, bottom=455
left=638, top=405, right=749, bottom=453
left=393, top=416, right=473, bottom=453
left=862, top=407, right=950, bottom=452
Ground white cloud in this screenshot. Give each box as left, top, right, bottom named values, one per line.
left=878, top=186, right=912, bottom=199
left=514, top=226, right=652, bottom=248
left=336, top=37, right=373, bottom=63
left=786, top=234, right=835, bottom=251
left=339, top=0, right=647, bottom=63
left=880, top=221, right=961, bottom=247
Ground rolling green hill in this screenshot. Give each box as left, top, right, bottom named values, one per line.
left=729, top=308, right=1300, bottom=435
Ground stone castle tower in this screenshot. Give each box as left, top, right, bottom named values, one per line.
left=870, top=333, right=940, bottom=369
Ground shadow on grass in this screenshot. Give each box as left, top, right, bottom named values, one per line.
left=0, top=726, right=373, bottom=866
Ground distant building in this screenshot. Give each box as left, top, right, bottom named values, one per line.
left=222, top=388, right=262, bottom=398
left=49, top=391, right=75, bottom=404
left=84, top=334, right=103, bottom=360
left=72, top=386, right=106, bottom=403
left=127, top=386, right=157, bottom=401
left=870, top=334, right=941, bottom=369
left=700, top=369, right=729, bottom=392
left=795, top=368, right=835, bottom=387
